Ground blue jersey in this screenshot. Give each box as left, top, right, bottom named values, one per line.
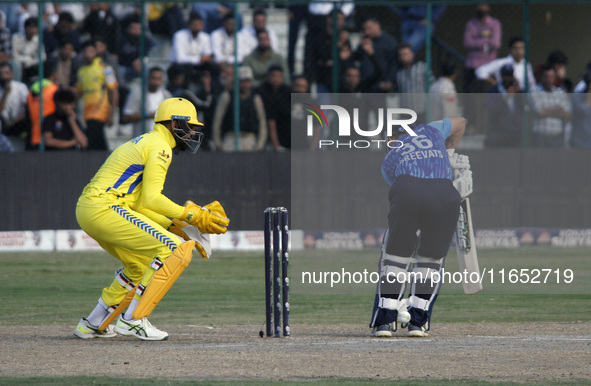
left=382, top=118, right=453, bottom=186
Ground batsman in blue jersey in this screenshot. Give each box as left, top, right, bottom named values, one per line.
left=370, top=116, right=466, bottom=337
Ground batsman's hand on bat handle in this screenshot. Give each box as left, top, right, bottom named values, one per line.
left=180, top=200, right=229, bottom=234
left=449, top=152, right=470, bottom=170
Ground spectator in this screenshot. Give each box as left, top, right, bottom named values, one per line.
left=15, top=3, right=56, bottom=34
left=528, top=64, right=572, bottom=147
left=43, top=11, right=81, bottom=57
left=290, top=75, right=320, bottom=150
left=429, top=60, right=461, bottom=121
left=52, top=39, right=76, bottom=88
left=94, top=35, right=120, bottom=82
left=484, top=64, right=523, bottom=147
left=147, top=3, right=184, bottom=40
left=304, top=2, right=355, bottom=76
left=12, top=16, right=46, bottom=86
left=80, top=4, right=120, bottom=55
left=463, top=4, right=502, bottom=93
left=237, top=8, right=279, bottom=63
left=256, top=65, right=291, bottom=150
left=42, top=88, right=87, bottom=150
left=170, top=12, right=213, bottom=67
left=396, top=43, right=434, bottom=123
left=167, top=62, right=190, bottom=97
left=212, top=66, right=267, bottom=152
left=26, top=61, right=59, bottom=150
left=574, top=62, right=591, bottom=93
left=217, top=62, right=235, bottom=92
left=0, top=130, right=13, bottom=152
left=192, top=67, right=218, bottom=151
left=53, top=3, right=85, bottom=24
left=192, top=2, right=239, bottom=33
left=0, top=62, right=29, bottom=148
left=570, top=79, right=591, bottom=148
left=242, top=30, right=289, bottom=87
left=118, top=16, right=155, bottom=83
left=0, top=10, right=13, bottom=64
left=534, top=49, right=569, bottom=91
left=357, top=18, right=397, bottom=93
left=122, top=66, right=172, bottom=137
left=287, top=4, right=309, bottom=75
left=309, top=11, right=350, bottom=94
left=341, top=38, right=384, bottom=93
left=476, top=36, right=536, bottom=91
left=211, top=13, right=237, bottom=65
left=76, top=40, right=119, bottom=150
left=399, top=5, right=446, bottom=54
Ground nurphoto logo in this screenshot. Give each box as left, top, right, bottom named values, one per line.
left=305, top=104, right=418, bottom=149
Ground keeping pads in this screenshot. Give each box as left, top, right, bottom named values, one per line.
left=179, top=200, right=229, bottom=234
left=169, top=219, right=212, bottom=259
left=448, top=149, right=473, bottom=198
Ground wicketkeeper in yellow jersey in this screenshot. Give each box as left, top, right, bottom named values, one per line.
left=73, top=98, right=229, bottom=341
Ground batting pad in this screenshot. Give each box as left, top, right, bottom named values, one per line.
left=132, top=240, right=195, bottom=319
left=99, top=288, right=135, bottom=331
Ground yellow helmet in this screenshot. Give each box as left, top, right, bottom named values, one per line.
left=154, top=97, right=203, bottom=126
left=155, top=98, right=204, bottom=153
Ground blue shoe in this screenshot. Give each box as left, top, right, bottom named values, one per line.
left=408, top=324, right=428, bottom=337
left=372, top=324, right=393, bottom=337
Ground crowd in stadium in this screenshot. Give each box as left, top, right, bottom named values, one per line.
left=0, top=2, right=590, bottom=152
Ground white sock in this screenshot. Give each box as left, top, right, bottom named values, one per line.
left=86, top=302, right=109, bottom=327
left=123, top=298, right=140, bottom=320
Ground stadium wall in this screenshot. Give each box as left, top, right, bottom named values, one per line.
left=1, top=149, right=590, bottom=232
left=0, top=152, right=291, bottom=232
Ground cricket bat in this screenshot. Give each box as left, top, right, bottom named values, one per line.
left=456, top=197, right=482, bottom=294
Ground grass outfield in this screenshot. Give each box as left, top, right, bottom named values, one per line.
left=0, top=247, right=589, bottom=327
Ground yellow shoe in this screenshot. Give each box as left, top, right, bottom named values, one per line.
left=73, top=318, right=117, bottom=339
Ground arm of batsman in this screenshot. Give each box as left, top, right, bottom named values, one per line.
left=169, top=219, right=212, bottom=259
left=179, top=200, right=230, bottom=234
left=453, top=169, right=473, bottom=198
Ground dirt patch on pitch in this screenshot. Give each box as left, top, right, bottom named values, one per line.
left=1, top=323, right=590, bottom=382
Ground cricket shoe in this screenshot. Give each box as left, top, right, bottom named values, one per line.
left=73, top=318, right=117, bottom=339
left=114, top=316, right=169, bottom=341
left=408, top=323, right=429, bottom=337
left=372, top=324, right=393, bottom=337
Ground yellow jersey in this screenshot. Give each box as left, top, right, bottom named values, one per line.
left=77, top=124, right=185, bottom=221
left=76, top=57, right=118, bottom=122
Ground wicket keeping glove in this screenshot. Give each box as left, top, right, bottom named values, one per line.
left=180, top=200, right=229, bottom=235
left=169, top=219, right=212, bottom=259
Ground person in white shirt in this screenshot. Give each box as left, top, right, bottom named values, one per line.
left=475, top=36, right=536, bottom=92
left=122, top=66, right=172, bottom=137
left=12, top=16, right=46, bottom=85
left=170, top=12, right=213, bottom=66
left=211, top=13, right=238, bottom=65
left=237, top=8, right=278, bottom=63
left=0, top=61, right=29, bottom=149
left=429, top=59, right=461, bottom=121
